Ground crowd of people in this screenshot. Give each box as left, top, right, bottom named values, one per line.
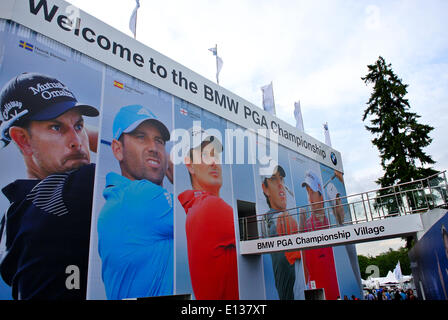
left=364, top=288, right=417, bottom=301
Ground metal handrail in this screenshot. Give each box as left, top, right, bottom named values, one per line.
left=239, top=170, right=448, bottom=241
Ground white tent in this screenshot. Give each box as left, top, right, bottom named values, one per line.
left=362, top=272, right=412, bottom=289
left=382, top=271, right=398, bottom=285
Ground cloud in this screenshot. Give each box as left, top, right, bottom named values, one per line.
left=356, top=238, right=406, bottom=258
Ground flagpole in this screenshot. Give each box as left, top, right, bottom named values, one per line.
left=134, top=9, right=137, bottom=39
left=215, top=44, right=219, bottom=85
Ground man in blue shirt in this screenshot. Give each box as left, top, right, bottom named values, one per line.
left=97, top=104, right=173, bottom=300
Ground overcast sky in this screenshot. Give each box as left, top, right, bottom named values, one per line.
left=67, top=0, right=448, bottom=257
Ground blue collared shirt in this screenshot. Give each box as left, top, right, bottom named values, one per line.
left=97, top=172, right=173, bottom=300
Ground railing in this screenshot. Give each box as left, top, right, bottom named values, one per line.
left=239, top=170, right=448, bottom=241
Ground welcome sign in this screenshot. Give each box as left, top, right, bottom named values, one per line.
left=0, top=0, right=342, bottom=171
left=0, top=0, right=364, bottom=301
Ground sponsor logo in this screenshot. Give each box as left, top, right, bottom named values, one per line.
left=28, top=82, right=74, bottom=101
left=330, top=152, right=337, bottom=166
left=2, top=101, right=23, bottom=119
left=137, top=107, right=153, bottom=117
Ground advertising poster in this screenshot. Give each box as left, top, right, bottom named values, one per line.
left=255, top=145, right=306, bottom=300
left=173, top=97, right=240, bottom=300
left=0, top=0, right=361, bottom=301
left=87, top=67, right=174, bottom=300
left=409, top=212, right=448, bottom=300
left=0, top=21, right=102, bottom=300
left=320, top=164, right=363, bottom=299
left=289, top=153, right=340, bottom=300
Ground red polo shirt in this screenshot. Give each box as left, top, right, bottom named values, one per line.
left=178, top=190, right=239, bottom=300
left=303, top=214, right=340, bottom=300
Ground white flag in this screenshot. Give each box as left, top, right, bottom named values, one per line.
left=261, top=82, right=276, bottom=116
left=216, top=56, right=223, bottom=81
left=294, top=101, right=304, bottom=132
left=394, top=261, right=403, bottom=281
left=129, top=0, right=140, bottom=38
left=209, top=45, right=223, bottom=84
left=323, top=122, right=332, bottom=147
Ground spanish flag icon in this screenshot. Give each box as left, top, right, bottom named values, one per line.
left=19, top=40, right=34, bottom=52
left=113, top=80, right=124, bottom=89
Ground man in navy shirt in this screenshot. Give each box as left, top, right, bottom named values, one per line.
left=0, top=73, right=99, bottom=300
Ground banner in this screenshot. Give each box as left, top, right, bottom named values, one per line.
left=409, top=211, right=448, bottom=300
left=240, top=215, right=423, bottom=255
left=294, top=101, right=304, bottom=132
left=129, top=0, right=140, bottom=38
left=208, top=45, right=223, bottom=84
left=0, top=0, right=358, bottom=301
left=324, top=122, right=332, bottom=147
left=261, top=82, right=276, bottom=116
left=0, top=0, right=343, bottom=171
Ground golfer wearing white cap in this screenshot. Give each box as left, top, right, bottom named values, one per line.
left=178, top=127, right=239, bottom=300
left=299, top=170, right=327, bottom=230
left=260, top=160, right=302, bottom=300
left=299, top=169, right=340, bottom=300
left=97, top=104, right=173, bottom=300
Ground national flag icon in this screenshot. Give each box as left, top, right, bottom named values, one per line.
left=113, top=80, right=124, bottom=89
left=180, top=107, right=188, bottom=116
left=19, top=40, right=34, bottom=52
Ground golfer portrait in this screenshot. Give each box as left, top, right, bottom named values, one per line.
left=178, top=126, right=239, bottom=300
left=0, top=72, right=99, bottom=300
left=299, top=169, right=340, bottom=300
left=97, top=104, right=174, bottom=300
left=260, top=159, right=303, bottom=300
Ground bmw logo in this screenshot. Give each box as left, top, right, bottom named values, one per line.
left=330, top=152, right=337, bottom=166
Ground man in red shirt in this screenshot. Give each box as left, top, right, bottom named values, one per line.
left=178, top=128, right=239, bottom=300
left=299, top=170, right=340, bottom=300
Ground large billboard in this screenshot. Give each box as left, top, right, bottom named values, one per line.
left=0, top=0, right=360, bottom=300
left=409, top=212, right=448, bottom=300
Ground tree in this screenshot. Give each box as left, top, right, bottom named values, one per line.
left=358, top=247, right=411, bottom=279
left=362, top=56, right=437, bottom=188
left=362, top=57, right=438, bottom=248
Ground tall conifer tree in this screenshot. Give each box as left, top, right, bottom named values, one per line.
left=362, top=56, right=437, bottom=188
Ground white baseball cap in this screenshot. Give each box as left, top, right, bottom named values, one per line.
left=302, top=170, right=323, bottom=195
left=183, top=127, right=223, bottom=157
left=259, top=157, right=286, bottom=181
